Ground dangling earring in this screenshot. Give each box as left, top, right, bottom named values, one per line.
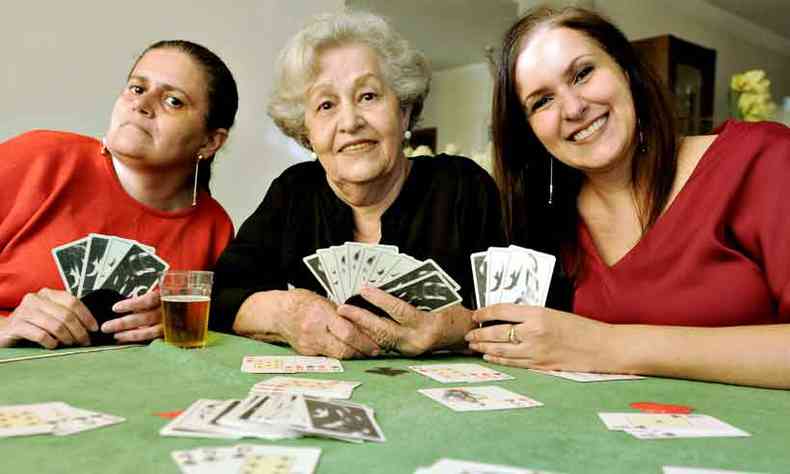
left=638, top=128, right=647, bottom=154
left=192, top=154, right=203, bottom=207
left=547, top=157, right=555, bottom=206
left=404, top=130, right=412, bottom=141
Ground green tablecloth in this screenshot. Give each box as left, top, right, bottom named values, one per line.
left=1, top=332, right=788, bottom=473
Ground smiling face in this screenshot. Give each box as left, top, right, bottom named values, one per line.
left=106, top=48, right=218, bottom=171
left=515, top=27, right=637, bottom=178
left=304, top=43, right=410, bottom=187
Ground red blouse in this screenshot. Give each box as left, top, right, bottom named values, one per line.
left=574, top=120, right=790, bottom=327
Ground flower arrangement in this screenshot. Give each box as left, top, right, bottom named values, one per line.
left=730, top=69, right=777, bottom=121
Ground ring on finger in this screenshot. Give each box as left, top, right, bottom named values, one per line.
left=508, top=324, right=521, bottom=344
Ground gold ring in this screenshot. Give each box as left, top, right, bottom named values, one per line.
left=508, top=324, right=520, bottom=344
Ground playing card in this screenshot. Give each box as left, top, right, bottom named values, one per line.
left=378, top=272, right=462, bottom=312
left=507, top=245, right=556, bottom=306
left=52, top=406, right=125, bottom=436
left=662, top=467, right=766, bottom=474
left=470, top=251, right=488, bottom=309
left=302, top=254, right=335, bottom=301
left=160, top=399, right=242, bottom=439
left=365, top=251, right=402, bottom=286
left=426, top=458, right=559, bottom=474
left=241, top=356, right=344, bottom=374
left=409, top=363, right=514, bottom=384
left=52, top=237, right=90, bottom=295
left=419, top=386, right=543, bottom=412
left=92, top=236, right=134, bottom=289
left=300, top=397, right=385, bottom=443
left=484, top=247, right=510, bottom=305
left=172, top=445, right=321, bottom=474
left=353, top=244, right=399, bottom=287
left=0, top=402, right=69, bottom=437
left=251, top=377, right=361, bottom=400
left=331, top=245, right=352, bottom=304
left=219, top=393, right=307, bottom=433
left=529, top=369, right=645, bottom=382
left=99, top=243, right=168, bottom=297
left=316, top=248, right=343, bottom=304
left=172, top=445, right=248, bottom=474
left=381, top=254, right=422, bottom=282
left=597, top=412, right=751, bottom=439
left=78, top=233, right=111, bottom=296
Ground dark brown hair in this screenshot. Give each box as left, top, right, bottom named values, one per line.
left=491, top=7, right=678, bottom=297
left=131, top=40, right=239, bottom=193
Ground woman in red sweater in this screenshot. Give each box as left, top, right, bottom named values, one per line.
left=0, top=40, right=236, bottom=348
left=466, top=7, right=790, bottom=389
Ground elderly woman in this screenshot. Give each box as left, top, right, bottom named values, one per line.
left=211, top=12, right=504, bottom=358
left=0, top=40, right=237, bottom=348
left=466, top=7, right=790, bottom=389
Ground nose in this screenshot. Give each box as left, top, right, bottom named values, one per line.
left=337, top=101, right=364, bottom=133
left=131, top=92, right=154, bottom=117
left=561, top=90, right=587, bottom=121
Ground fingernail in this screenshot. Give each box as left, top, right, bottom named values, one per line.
left=112, top=302, right=124, bottom=312
left=371, top=349, right=380, bottom=357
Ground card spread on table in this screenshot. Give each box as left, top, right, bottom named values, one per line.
left=409, top=363, right=514, bottom=384
left=241, top=356, right=343, bottom=374
left=303, top=242, right=462, bottom=313
left=162, top=394, right=384, bottom=443
left=528, top=369, right=645, bottom=382
left=171, top=444, right=321, bottom=474
left=419, top=386, right=543, bottom=412
left=471, top=245, right=555, bottom=309
left=52, top=233, right=168, bottom=298
left=662, top=467, right=766, bottom=474
left=0, top=402, right=124, bottom=438
left=598, top=412, right=751, bottom=439
left=250, top=377, right=361, bottom=400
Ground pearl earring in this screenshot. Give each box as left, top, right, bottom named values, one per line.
left=310, top=151, right=318, bottom=160
left=404, top=130, right=412, bottom=140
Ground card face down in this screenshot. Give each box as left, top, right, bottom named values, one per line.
left=80, top=289, right=126, bottom=346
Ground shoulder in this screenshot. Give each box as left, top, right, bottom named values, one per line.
left=2, top=130, right=98, bottom=151
left=275, top=160, right=325, bottom=184
left=195, top=194, right=235, bottom=235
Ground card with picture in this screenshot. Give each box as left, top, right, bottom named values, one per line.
left=470, top=245, right=556, bottom=309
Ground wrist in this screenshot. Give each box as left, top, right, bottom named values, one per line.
left=434, top=304, right=475, bottom=352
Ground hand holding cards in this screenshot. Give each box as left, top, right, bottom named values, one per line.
left=303, top=242, right=462, bottom=315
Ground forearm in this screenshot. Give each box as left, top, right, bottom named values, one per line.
left=233, top=290, right=292, bottom=343
left=607, top=323, right=790, bottom=389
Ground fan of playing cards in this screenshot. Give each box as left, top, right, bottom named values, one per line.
left=470, top=245, right=556, bottom=309
left=52, top=233, right=169, bottom=298
left=303, top=242, right=462, bottom=313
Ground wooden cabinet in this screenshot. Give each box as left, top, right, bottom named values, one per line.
left=631, top=35, right=717, bottom=134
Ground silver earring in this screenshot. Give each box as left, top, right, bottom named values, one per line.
left=192, top=154, right=203, bottom=207
left=404, top=130, right=412, bottom=140
left=548, top=157, right=554, bottom=206
left=638, top=129, right=647, bottom=154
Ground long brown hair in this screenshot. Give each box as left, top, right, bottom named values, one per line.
left=492, top=7, right=678, bottom=300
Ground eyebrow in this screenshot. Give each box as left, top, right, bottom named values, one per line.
left=128, top=74, right=192, bottom=101
left=521, top=54, right=592, bottom=105
left=309, top=72, right=381, bottom=98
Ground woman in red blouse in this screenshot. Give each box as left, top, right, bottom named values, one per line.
left=466, top=7, right=790, bottom=389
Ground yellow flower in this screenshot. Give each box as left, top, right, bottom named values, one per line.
left=731, top=69, right=771, bottom=94
left=738, top=91, right=777, bottom=121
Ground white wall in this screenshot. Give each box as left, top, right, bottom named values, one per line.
left=420, top=62, right=494, bottom=156
left=1, top=0, right=344, bottom=229
left=516, top=0, right=790, bottom=125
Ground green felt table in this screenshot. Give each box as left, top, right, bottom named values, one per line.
left=1, top=332, right=788, bottom=473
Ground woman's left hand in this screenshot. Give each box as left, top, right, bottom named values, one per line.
left=102, top=291, right=163, bottom=343
left=466, top=303, right=612, bottom=371
left=336, top=286, right=475, bottom=357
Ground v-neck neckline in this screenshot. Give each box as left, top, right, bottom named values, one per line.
left=579, top=121, right=731, bottom=270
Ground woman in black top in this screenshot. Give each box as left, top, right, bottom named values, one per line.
left=211, top=12, right=504, bottom=358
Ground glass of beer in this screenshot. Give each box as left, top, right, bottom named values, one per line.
left=159, top=270, right=213, bottom=349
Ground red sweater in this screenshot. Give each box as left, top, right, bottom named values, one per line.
left=0, top=130, right=234, bottom=316
left=574, top=120, right=790, bottom=327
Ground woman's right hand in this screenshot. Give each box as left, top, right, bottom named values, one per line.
left=0, top=289, right=98, bottom=349
left=237, top=289, right=381, bottom=359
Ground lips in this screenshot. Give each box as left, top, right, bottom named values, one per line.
left=338, top=140, right=376, bottom=153
left=569, top=115, right=607, bottom=142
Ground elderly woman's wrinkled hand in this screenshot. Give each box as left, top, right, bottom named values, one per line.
left=336, top=286, right=474, bottom=357
left=465, top=303, right=612, bottom=371
left=0, top=288, right=98, bottom=349
left=278, top=289, right=381, bottom=359
left=102, top=290, right=163, bottom=343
